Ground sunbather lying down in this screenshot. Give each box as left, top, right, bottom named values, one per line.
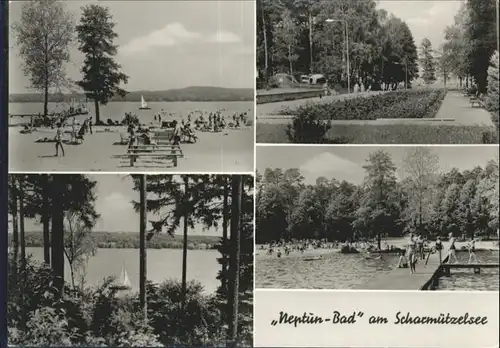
left=20, top=124, right=36, bottom=134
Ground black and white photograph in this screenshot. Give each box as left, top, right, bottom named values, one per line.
left=7, top=174, right=254, bottom=347
left=256, top=0, right=499, bottom=144
left=8, top=0, right=254, bottom=172
left=256, top=146, right=499, bottom=291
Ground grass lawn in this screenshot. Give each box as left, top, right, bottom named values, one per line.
left=257, top=123, right=499, bottom=144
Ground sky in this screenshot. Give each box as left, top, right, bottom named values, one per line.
left=378, top=0, right=464, bottom=50
left=257, top=146, right=499, bottom=185
left=8, top=0, right=255, bottom=93
left=22, top=175, right=223, bottom=236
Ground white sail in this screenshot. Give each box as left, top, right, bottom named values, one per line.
left=121, top=266, right=131, bottom=287
left=141, top=95, right=148, bottom=108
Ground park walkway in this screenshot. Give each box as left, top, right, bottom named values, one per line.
left=361, top=252, right=442, bottom=290
left=434, top=91, right=494, bottom=127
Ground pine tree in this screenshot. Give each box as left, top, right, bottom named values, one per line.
left=76, top=4, right=128, bottom=125
left=420, top=38, right=437, bottom=84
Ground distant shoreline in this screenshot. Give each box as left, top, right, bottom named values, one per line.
left=8, top=86, right=254, bottom=103
left=11, top=231, right=223, bottom=250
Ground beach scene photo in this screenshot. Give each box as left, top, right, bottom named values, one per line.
left=256, top=0, right=499, bottom=144
left=8, top=173, right=254, bottom=347
left=256, top=145, right=499, bottom=291
left=8, top=0, right=254, bottom=172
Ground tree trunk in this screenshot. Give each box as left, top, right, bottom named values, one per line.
left=139, top=175, right=147, bottom=320
left=288, top=44, right=293, bottom=74
left=228, top=176, right=242, bottom=347
left=42, top=175, right=51, bottom=265
left=309, top=10, right=313, bottom=73
left=419, top=200, right=423, bottom=234
left=93, top=99, right=100, bottom=125
left=69, top=264, right=76, bottom=289
left=182, top=176, right=189, bottom=310
left=11, top=176, right=19, bottom=282
left=261, top=1, right=269, bottom=86
left=222, top=178, right=229, bottom=293
left=51, top=175, right=65, bottom=299
left=19, top=178, right=26, bottom=273
left=44, top=36, right=49, bottom=119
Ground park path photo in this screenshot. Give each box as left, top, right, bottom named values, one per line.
left=8, top=0, right=255, bottom=172
left=255, top=146, right=499, bottom=291
left=7, top=174, right=254, bottom=347
left=256, top=0, right=499, bottom=144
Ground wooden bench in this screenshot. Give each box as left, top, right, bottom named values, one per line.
left=115, top=144, right=184, bottom=167
left=469, top=95, right=485, bottom=108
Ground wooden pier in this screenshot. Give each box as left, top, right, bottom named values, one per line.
left=440, top=263, right=499, bottom=275
left=361, top=252, right=499, bottom=290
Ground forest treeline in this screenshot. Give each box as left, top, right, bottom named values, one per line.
left=8, top=231, right=221, bottom=250
left=257, top=0, right=498, bottom=94
left=256, top=148, right=499, bottom=249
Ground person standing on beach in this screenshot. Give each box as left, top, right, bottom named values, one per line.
left=71, top=117, right=77, bottom=143
left=55, top=123, right=65, bottom=157
left=172, top=120, right=182, bottom=145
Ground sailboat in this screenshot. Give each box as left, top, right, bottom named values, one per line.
left=139, top=95, right=151, bottom=110
left=110, top=265, right=132, bottom=291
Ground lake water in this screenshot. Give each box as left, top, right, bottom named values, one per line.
left=436, top=252, right=499, bottom=291
left=25, top=247, right=220, bottom=294
left=9, top=101, right=254, bottom=126
left=256, top=250, right=499, bottom=291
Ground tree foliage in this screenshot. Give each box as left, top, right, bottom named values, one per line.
left=256, top=0, right=419, bottom=90
left=12, top=0, right=74, bottom=117
left=256, top=149, right=499, bottom=245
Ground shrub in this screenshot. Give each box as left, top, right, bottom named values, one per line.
left=285, top=107, right=332, bottom=143
left=340, top=245, right=358, bottom=254
left=279, top=89, right=446, bottom=121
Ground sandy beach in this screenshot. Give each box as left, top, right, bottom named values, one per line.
left=9, top=125, right=254, bottom=172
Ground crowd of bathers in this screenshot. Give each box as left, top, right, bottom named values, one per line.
left=150, top=108, right=251, bottom=133
left=259, top=234, right=480, bottom=267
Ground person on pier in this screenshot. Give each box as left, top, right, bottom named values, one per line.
left=467, top=239, right=477, bottom=264
left=446, top=234, right=458, bottom=264
left=407, top=233, right=417, bottom=274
